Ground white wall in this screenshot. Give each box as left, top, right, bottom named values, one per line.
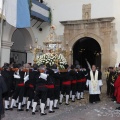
left=113, top=0, right=120, bottom=64
left=1, top=48, right=10, bottom=66
left=35, top=0, right=114, bottom=41
left=27, top=52, right=34, bottom=65
left=44, top=0, right=114, bottom=35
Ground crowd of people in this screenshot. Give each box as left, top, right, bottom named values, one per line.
left=105, top=66, right=120, bottom=110
left=0, top=62, right=103, bottom=119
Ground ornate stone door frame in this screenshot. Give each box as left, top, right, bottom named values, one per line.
left=60, top=17, right=116, bottom=71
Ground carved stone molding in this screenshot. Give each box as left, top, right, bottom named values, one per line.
left=82, top=4, right=91, bottom=20
left=2, top=41, right=14, bottom=49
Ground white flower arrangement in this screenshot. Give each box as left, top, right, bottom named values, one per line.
left=36, top=53, right=67, bottom=69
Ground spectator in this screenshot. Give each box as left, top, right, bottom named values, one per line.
left=0, top=74, right=7, bottom=120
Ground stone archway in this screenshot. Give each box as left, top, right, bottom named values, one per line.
left=10, top=28, right=34, bottom=64
left=69, top=32, right=104, bottom=70
left=73, top=37, right=101, bottom=69
left=1, top=23, right=35, bottom=66
left=60, top=17, right=117, bottom=72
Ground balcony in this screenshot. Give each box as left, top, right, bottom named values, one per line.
left=31, top=0, right=50, bottom=23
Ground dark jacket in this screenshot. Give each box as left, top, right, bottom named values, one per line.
left=0, top=76, right=7, bottom=115
left=28, top=70, right=39, bottom=88
left=1, top=70, right=12, bottom=91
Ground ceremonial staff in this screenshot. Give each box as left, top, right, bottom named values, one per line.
left=0, top=0, right=4, bottom=66
left=85, top=58, right=91, bottom=70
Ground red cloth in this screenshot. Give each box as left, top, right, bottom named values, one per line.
left=114, top=75, right=120, bottom=103
left=62, top=81, right=71, bottom=85
left=46, top=85, right=54, bottom=89
left=77, top=78, right=86, bottom=83
left=17, top=83, right=24, bottom=87
left=29, top=84, right=34, bottom=88
left=71, top=80, right=77, bottom=84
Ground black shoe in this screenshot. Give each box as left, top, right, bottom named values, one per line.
left=111, top=99, right=114, bottom=101
left=116, top=107, right=120, bottom=110
left=46, top=106, right=49, bottom=109
left=9, top=108, right=13, bottom=111
left=17, top=109, right=24, bottom=111
left=81, top=98, right=84, bottom=99
left=26, top=109, right=29, bottom=112
left=22, top=105, right=24, bottom=107
left=49, top=110, right=55, bottom=113
left=35, top=110, right=38, bottom=112
left=77, top=99, right=81, bottom=100
left=32, top=112, right=35, bottom=115
left=72, top=100, right=75, bottom=102
left=41, top=113, right=47, bottom=115
left=53, top=107, right=59, bottom=109
left=5, top=108, right=10, bottom=110
left=59, top=102, right=62, bottom=105
left=13, top=106, right=18, bottom=108
left=65, top=103, right=69, bottom=105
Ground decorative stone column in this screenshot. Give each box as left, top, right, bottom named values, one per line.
left=1, top=41, right=14, bottom=66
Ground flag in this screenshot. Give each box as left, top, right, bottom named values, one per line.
left=5, top=0, right=30, bottom=28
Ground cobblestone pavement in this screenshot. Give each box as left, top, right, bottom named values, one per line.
left=2, top=91, right=120, bottom=120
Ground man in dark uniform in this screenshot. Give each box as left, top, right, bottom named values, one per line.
left=46, top=63, right=55, bottom=113
left=32, top=65, right=48, bottom=115
left=10, top=64, right=26, bottom=111
left=26, top=64, right=39, bottom=111
left=105, top=67, right=110, bottom=96
left=76, top=65, right=86, bottom=100
left=52, top=64, right=60, bottom=109
left=59, top=64, right=71, bottom=105
left=110, top=67, right=117, bottom=101
left=81, top=68, right=88, bottom=98
left=1, top=63, right=12, bottom=110
left=69, top=65, right=77, bottom=102
left=0, top=71, right=7, bottom=120
left=107, top=67, right=113, bottom=97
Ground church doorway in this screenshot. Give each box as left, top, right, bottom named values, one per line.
left=73, top=37, right=101, bottom=69
left=10, top=28, right=32, bottom=65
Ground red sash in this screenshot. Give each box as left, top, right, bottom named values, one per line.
left=46, top=85, right=54, bottom=89
left=62, top=81, right=71, bottom=85
left=71, top=80, right=77, bottom=84
left=29, top=84, right=34, bottom=88
left=77, top=78, right=86, bottom=83
left=17, top=83, right=24, bottom=87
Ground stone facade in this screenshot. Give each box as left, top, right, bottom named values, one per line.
left=82, top=4, right=91, bottom=19
left=60, top=17, right=117, bottom=71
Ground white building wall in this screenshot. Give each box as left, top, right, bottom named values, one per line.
left=113, top=0, right=120, bottom=64
left=1, top=48, right=10, bottom=66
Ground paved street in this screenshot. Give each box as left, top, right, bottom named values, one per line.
left=2, top=89, right=120, bottom=120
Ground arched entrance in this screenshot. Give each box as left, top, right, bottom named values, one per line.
left=10, top=28, right=33, bottom=64
left=73, top=37, right=101, bottom=69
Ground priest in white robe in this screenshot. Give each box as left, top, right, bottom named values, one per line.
left=86, top=65, right=103, bottom=103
